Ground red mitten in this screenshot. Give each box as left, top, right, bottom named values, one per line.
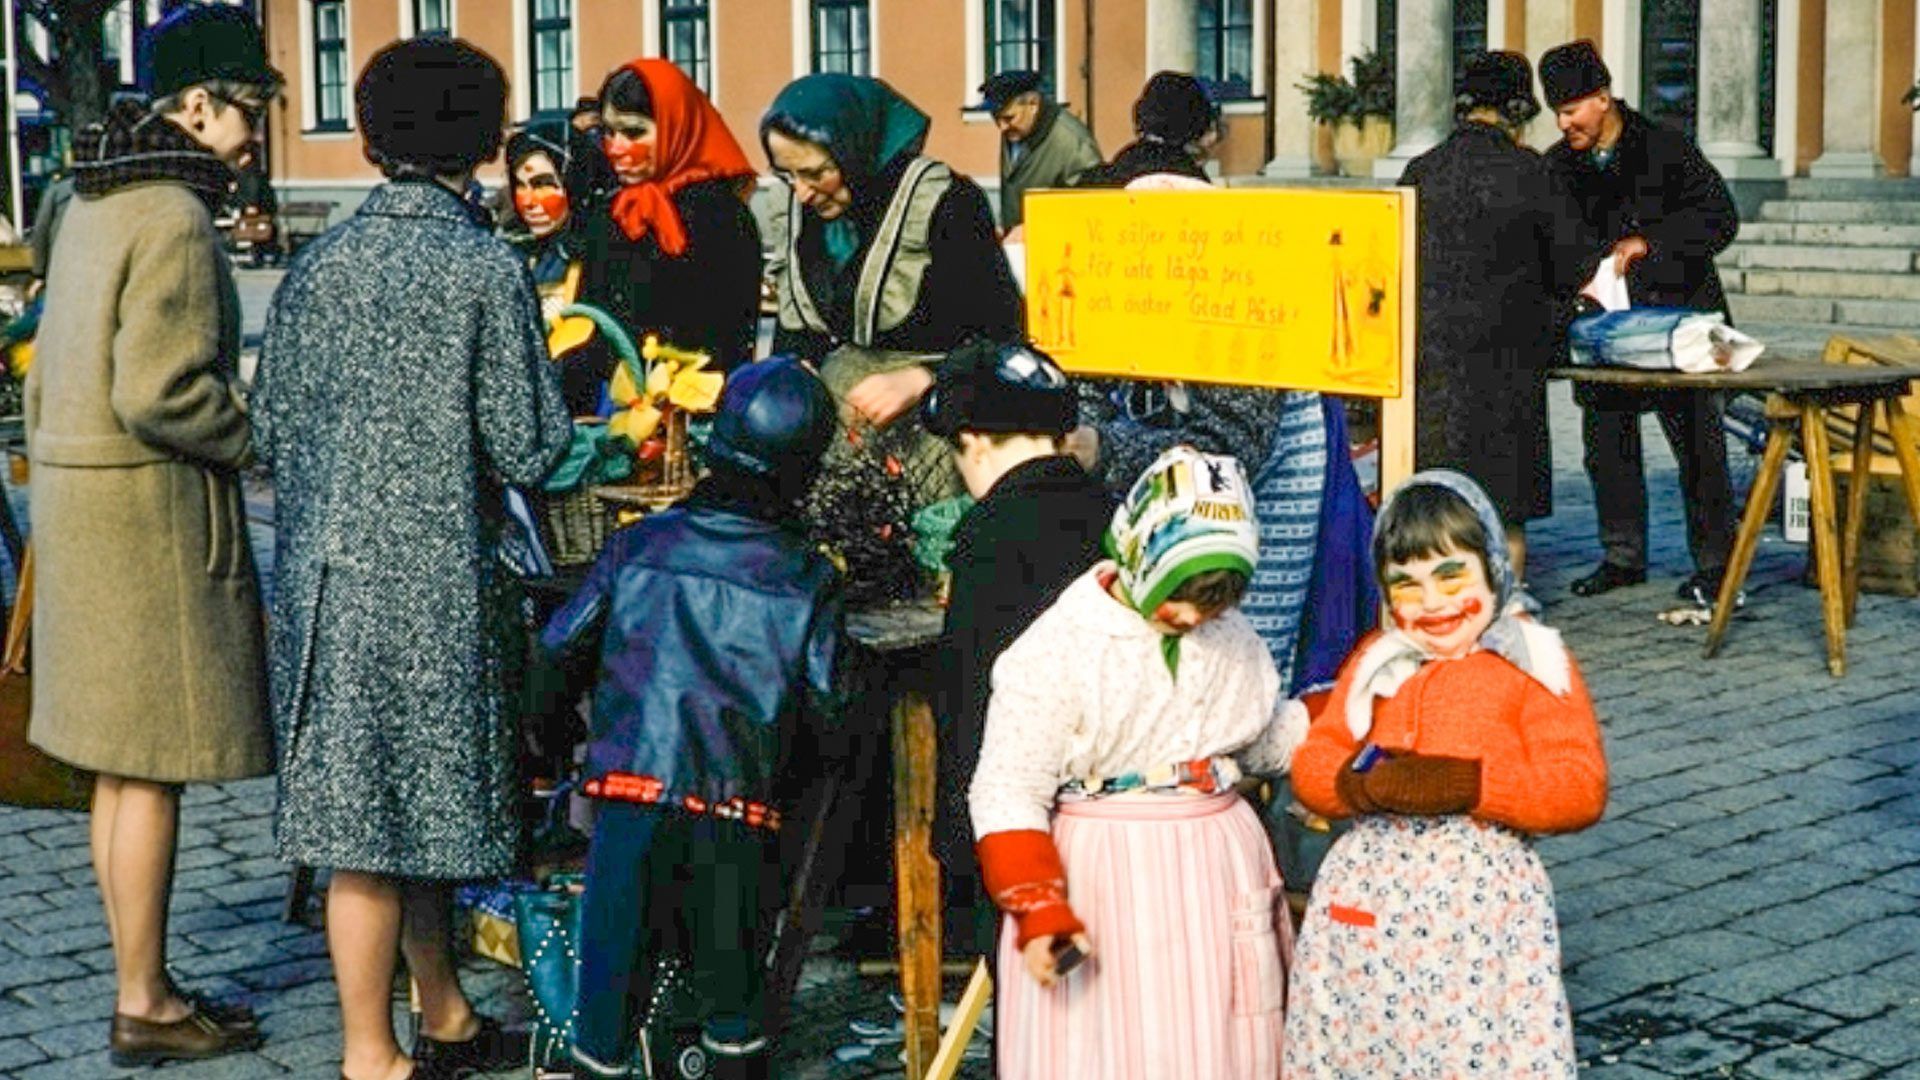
left=975, top=830, right=1086, bottom=949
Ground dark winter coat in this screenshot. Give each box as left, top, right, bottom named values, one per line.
left=579, top=178, right=763, bottom=376
left=936, top=455, right=1113, bottom=869
left=255, top=180, right=573, bottom=879
left=540, top=495, right=847, bottom=813
left=768, top=160, right=1022, bottom=361
left=1400, top=122, right=1603, bottom=522
left=1073, top=137, right=1209, bottom=189
left=1545, top=104, right=1739, bottom=409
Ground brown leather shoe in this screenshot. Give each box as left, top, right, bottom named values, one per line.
left=108, top=1008, right=263, bottom=1067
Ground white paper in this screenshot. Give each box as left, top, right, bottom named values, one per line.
left=1583, top=257, right=1632, bottom=312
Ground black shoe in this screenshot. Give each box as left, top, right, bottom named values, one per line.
left=1679, top=572, right=1745, bottom=610
left=413, top=1015, right=528, bottom=1079
left=1570, top=564, right=1646, bottom=597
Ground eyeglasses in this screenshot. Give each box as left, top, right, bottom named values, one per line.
left=213, top=93, right=268, bottom=129
left=772, top=161, right=841, bottom=188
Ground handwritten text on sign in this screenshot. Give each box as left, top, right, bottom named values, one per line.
left=1021, top=189, right=1406, bottom=397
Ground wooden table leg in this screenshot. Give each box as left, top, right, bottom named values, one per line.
left=1800, top=403, right=1848, bottom=676
left=1706, top=414, right=1794, bottom=658
left=765, top=774, right=840, bottom=1041
left=1842, top=402, right=1876, bottom=627
left=892, top=689, right=941, bottom=1079
left=1879, top=396, right=1920, bottom=537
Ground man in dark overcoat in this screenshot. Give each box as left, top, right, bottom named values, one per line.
left=1541, top=40, right=1739, bottom=606
left=1399, top=51, right=1602, bottom=581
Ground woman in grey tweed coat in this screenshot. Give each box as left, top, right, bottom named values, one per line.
left=252, top=39, right=570, bottom=1080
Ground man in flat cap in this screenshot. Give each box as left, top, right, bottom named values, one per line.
left=1539, top=39, right=1740, bottom=609
left=981, top=70, right=1101, bottom=230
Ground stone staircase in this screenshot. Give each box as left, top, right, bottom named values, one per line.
left=1722, top=177, right=1920, bottom=329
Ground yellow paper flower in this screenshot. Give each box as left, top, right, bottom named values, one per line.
left=610, top=401, right=663, bottom=445
left=667, top=370, right=723, bottom=411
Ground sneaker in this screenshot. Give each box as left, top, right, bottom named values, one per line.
left=1570, top=564, right=1646, bottom=597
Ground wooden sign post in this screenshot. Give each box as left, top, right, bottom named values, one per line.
left=1022, top=187, right=1417, bottom=490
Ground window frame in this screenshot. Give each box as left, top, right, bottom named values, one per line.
left=528, top=0, right=574, bottom=116
left=1196, top=0, right=1258, bottom=102
left=661, top=0, right=714, bottom=94
left=810, top=0, right=870, bottom=76
left=310, top=0, right=350, bottom=132
left=982, top=0, right=1056, bottom=98
left=412, top=0, right=451, bottom=36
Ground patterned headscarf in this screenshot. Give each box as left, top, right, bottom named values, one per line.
left=1105, top=445, right=1260, bottom=673
left=1345, top=470, right=1571, bottom=739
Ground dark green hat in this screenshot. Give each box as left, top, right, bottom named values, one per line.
left=145, top=4, right=283, bottom=98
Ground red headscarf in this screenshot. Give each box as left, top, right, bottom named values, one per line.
left=605, top=58, right=757, bottom=255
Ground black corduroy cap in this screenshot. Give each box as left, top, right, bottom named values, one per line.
left=1538, top=40, right=1611, bottom=108
left=145, top=4, right=282, bottom=98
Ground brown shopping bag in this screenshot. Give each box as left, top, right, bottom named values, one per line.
left=0, top=548, right=94, bottom=811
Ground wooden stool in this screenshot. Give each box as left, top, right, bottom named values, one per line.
left=1704, top=374, right=1920, bottom=676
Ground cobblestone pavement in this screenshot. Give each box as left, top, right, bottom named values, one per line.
left=1, top=292, right=1916, bottom=1077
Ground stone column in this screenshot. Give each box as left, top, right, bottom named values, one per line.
left=1698, top=0, right=1782, bottom=177
left=1147, top=0, right=1200, bottom=75
left=1525, top=0, right=1577, bottom=148
left=1911, top=10, right=1920, bottom=176
left=1373, top=0, right=1456, bottom=178
left=1264, top=0, right=1320, bottom=177
left=1810, top=0, right=1885, bottom=177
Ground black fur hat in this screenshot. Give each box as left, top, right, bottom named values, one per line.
left=1538, top=40, right=1611, bottom=109
left=356, top=38, right=508, bottom=177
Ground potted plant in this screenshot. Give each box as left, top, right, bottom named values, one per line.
left=1297, top=50, right=1396, bottom=177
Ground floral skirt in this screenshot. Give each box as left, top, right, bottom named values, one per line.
left=996, top=792, right=1292, bottom=1080
left=1285, top=815, right=1576, bottom=1079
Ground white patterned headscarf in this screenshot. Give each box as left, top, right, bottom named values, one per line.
left=1345, top=470, right=1571, bottom=739
left=1106, top=445, right=1260, bottom=673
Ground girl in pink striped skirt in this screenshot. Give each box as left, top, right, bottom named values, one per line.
left=970, top=447, right=1307, bottom=1080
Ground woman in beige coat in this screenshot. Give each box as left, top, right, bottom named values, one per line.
left=24, top=6, right=281, bottom=1067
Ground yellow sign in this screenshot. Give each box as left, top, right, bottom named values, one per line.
left=1021, top=188, right=1411, bottom=398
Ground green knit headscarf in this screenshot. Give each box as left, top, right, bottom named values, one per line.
left=1105, top=445, right=1260, bottom=674
left=760, top=74, right=931, bottom=270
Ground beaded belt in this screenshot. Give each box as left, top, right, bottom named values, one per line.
left=1059, top=756, right=1243, bottom=799
left=583, top=772, right=784, bottom=832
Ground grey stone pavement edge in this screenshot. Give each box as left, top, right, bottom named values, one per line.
left=0, top=269, right=1914, bottom=1078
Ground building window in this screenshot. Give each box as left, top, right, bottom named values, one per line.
left=662, top=0, right=712, bottom=93
left=985, top=0, right=1054, bottom=94
left=414, top=0, right=450, bottom=36
left=312, top=0, right=348, bottom=129
left=529, top=0, right=573, bottom=114
left=1196, top=0, right=1255, bottom=99
left=1452, top=0, right=1485, bottom=79
left=812, top=0, right=869, bottom=75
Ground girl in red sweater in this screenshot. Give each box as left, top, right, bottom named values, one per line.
left=1285, top=470, right=1607, bottom=1079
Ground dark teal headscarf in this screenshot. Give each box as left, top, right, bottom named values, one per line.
left=760, top=74, right=931, bottom=269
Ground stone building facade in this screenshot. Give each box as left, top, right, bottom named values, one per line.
left=260, top=0, right=1920, bottom=210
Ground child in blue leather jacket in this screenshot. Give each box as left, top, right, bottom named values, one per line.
left=539, top=357, right=844, bottom=1080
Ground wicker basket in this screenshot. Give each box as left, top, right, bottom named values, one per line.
left=541, top=487, right=612, bottom=566
left=593, top=410, right=695, bottom=522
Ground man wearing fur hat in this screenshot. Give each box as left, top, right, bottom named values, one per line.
left=980, top=70, right=1101, bottom=229
left=1539, top=40, right=1739, bottom=608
